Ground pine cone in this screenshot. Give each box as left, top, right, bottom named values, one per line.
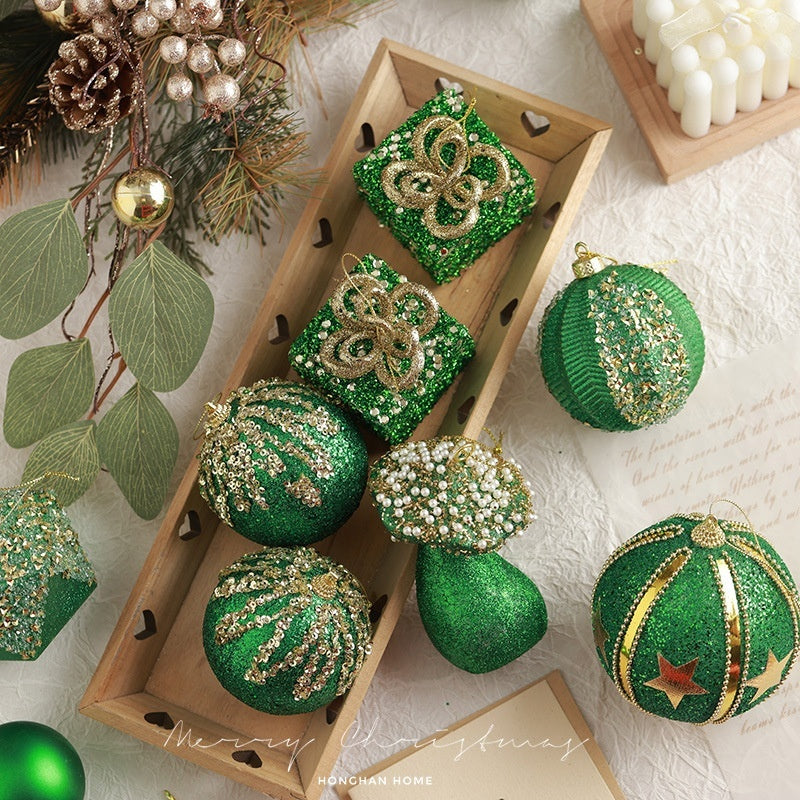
left=47, top=34, right=136, bottom=133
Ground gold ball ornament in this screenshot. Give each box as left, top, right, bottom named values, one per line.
left=111, top=168, right=174, bottom=229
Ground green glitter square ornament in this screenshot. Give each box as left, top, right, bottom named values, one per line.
left=352, top=89, right=537, bottom=284
left=289, top=254, right=475, bottom=443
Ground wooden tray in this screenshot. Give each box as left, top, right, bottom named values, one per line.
left=80, top=39, right=611, bottom=800
left=582, top=0, right=800, bottom=183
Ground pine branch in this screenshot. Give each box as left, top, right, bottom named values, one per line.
left=0, top=9, right=73, bottom=193
left=0, top=0, right=28, bottom=23
left=159, top=88, right=314, bottom=251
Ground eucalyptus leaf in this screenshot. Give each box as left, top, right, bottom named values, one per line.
left=4, top=338, right=94, bottom=448
left=22, top=421, right=100, bottom=506
left=96, top=383, right=178, bottom=519
left=109, top=242, right=214, bottom=392
left=0, top=199, right=87, bottom=339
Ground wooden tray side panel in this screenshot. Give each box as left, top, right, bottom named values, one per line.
left=581, top=0, right=800, bottom=182
left=387, top=43, right=611, bottom=163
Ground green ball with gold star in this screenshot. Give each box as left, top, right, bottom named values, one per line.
left=591, top=512, right=800, bottom=723
left=538, top=244, right=705, bottom=431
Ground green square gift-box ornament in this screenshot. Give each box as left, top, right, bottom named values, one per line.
left=353, top=89, right=537, bottom=284
left=289, top=254, right=475, bottom=444
left=592, top=508, right=800, bottom=723
left=0, top=480, right=96, bottom=661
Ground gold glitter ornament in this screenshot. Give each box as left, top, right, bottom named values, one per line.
left=203, top=546, right=373, bottom=714
left=197, top=378, right=368, bottom=546
left=0, top=488, right=96, bottom=661
left=111, top=168, right=175, bottom=229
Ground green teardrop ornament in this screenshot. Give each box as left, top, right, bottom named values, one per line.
left=416, top=547, right=547, bottom=673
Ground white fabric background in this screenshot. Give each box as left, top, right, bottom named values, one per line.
left=1, top=1, right=799, bottom=799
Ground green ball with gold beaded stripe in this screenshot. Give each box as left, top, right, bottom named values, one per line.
left=538, top=259, right=705, bottom=431
left=591, top=513, right=800, bottom=724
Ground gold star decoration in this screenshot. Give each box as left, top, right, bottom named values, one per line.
left=644, top=654, right=708, bottom=709
left=592, top=606, right=610, bottom=667
left=745, top=650, right=792, bottom=703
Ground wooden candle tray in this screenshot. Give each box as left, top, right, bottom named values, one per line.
left=582, top=0, right=800, bottom=183
left=80, top=39, right=611, bottom=800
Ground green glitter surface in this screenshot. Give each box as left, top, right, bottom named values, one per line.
left=369, top=436, right=535, bottom=554
left=198, top=379, right=368, bottom=546
left=539, top=264, right=705, bottom=431
left=416, top=546, right=547, bottom=673
left=591, top=514, right=800, bottom=724
left=0, top=489, right=96, bottom=661
left=289, top=255, right=475, bottom=444
left=352, top=89, right=537, bottom=284
left=203, top=547, right=373, bottom=715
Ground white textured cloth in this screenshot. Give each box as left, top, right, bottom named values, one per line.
left=2, top=1, right=799, bottom=799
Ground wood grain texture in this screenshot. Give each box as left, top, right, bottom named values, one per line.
left=581, top=0, right=800, bottom=183
left=81, top=38, right=610, bottom=800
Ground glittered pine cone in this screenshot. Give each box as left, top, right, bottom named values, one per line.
left=47, top=34, right=135, bottom=133
left=591, top=513, right=800, bottom=724
left=538, top=258, right=705, bottom=431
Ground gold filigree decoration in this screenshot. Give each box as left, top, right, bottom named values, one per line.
left=380, top=115, right=511, bottom=240
left=319, top=273, right=439, bottom=391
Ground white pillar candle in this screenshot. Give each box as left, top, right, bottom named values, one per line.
left=763, top=33, right=791, bottom=98
left=698, top=32, right=727, bottom=62
left=725, top=19, right=753, bottom=51
left=645, top=0, right=675, bottom=63
left=674, top=0, right=701, bottom=8
left=633, top=0, right=650, bottom=39
left=669, top=45, right=700, bottom=111
left=656, top=45, right=675, bottom=87
left=737, top=45, right=766, bottom=111
left=710, top=57, right=740, bottom=124
left=790, top=57, right=800, bottom=88
left=681, top=70, right=713, bottom=137
left=782, top=0, right=800, bottom=20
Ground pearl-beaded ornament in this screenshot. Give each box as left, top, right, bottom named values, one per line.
left=369, top=435, right=536, bottom=555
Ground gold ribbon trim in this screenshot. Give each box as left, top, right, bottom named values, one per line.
left=708, top=555, right=743, bottom=723
left=319, top=273, right=439, bottom=391
left=381, top=115, right=511, bottom=240
left=618, top=549, right=691, bottom=703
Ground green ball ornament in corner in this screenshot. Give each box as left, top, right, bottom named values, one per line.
left=198, top=378, right=368, bottom=546
left=370, top=436, right=547, bottom=673
left=539, top=243, right=705, bottom=431
left=0, top=721, right=85, bottom=800
left=591, top=512, right=800, bottom=724
left=203, top=546, right=373, bottom=715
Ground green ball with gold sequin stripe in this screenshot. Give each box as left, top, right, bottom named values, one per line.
left=203, top=546, right=373, bottom=715
left=591, top=514, right=800, bottom=724
left=538, top=260, right=705, bottom=431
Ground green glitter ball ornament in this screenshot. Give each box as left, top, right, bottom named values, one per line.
left=198, top=379, right=368, bottom=546
left=369, top=435, right=535, bottom=555
left=538, top=244, right=705, bottom=431
left=0, top=488, right=96, bottom=661
left=203, top=546, right=373, bottom=715
left=0, top=720, right=85, bottom=800
left=591, top=513, right=800, bottom=724
left=416, top=547, right=547, bottom=673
